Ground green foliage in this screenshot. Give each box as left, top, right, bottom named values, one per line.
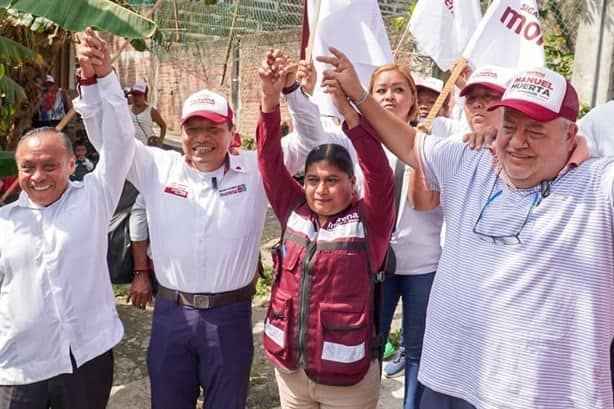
left=240, top=133, right=256, bottom=151
left=544, top=33, right=574, bottom=80
left=0, top=0, right=158, bottom=40
left=255, top=266, right=273, bottom=298
left=0, top=150, right=17, bottom=177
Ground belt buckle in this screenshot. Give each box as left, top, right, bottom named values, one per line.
left=192, top=294, right=211, bottom=309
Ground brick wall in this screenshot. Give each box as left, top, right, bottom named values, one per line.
left=110, top=16, right=423, bottom=139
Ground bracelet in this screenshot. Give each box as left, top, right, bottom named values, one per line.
left=282, top=82, right=300, bottom=95
left=134, top=268, right=150, bottom=276
left=351, top=89, right=368, bottom=106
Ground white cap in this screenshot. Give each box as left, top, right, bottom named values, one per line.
left=181, top=89, right=235, bottom=126
left=130, top=83, right=148, bottom=95
left=416, top=76, right=443, bottom=95
left=45, top=74, right=55, bottom=83
left=460, top=65, right=515, bottom=97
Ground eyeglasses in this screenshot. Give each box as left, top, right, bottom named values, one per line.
left=472, top=175, right=541, bottom=245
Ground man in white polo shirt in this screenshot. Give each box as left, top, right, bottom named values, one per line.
left=320, top=49, right=614, bottom=409
left=82, top=47, right=327, bottom=409
left=0, top=31, right=133, bottom=408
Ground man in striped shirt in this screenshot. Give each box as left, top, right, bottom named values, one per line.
left=319, top=50, right=613, bottom=409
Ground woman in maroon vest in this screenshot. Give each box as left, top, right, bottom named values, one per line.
left=256, top=69, right=394, bottom=407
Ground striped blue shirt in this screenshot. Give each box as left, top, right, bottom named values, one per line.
left=417, top=134, right=614, bottom=409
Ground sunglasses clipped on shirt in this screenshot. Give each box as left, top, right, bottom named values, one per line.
left=472, top=174, right=550, bottom=245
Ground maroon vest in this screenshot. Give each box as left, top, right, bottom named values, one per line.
left=263, top=200, right=379, bottom=386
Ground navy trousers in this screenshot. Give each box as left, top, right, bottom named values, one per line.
left=420, top=387, right=477, bottom=409
left=147, top=296, right=253, bottom=409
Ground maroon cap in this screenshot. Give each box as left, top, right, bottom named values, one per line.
left=487, top=67, right=579, bottom=122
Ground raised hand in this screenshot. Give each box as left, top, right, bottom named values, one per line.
left=297, top=60, right=316, bottom=95
left=316, top=47, right=363, bottom=101
left=259, top=48, right=289, bottom=112
left=77, top=28, right=112, bottom=79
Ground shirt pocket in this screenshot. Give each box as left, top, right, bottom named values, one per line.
left=312, top=301, right=371, bottom=382
left=263, top=290, right=293, bottom=362
left=215, top=188, right=254, bottom=238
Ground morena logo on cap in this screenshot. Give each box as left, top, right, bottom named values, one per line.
left=181, top=89, right=234, bottom=126
left=460, top=65, right=514, bottom=97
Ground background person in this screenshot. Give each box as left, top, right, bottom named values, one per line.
left=129, top=83, right=167, bottom=147
left=37, top=74, right=70, bottom=128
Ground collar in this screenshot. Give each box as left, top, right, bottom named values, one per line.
left=183, top=152, right=248, bottom=176
left=489, top=135, right=591, bottom=191
left=13, top=182, right=81, bottom=210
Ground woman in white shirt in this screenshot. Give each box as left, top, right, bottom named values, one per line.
left=129, top=83, right=167, bottom=146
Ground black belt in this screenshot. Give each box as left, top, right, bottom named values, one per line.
left=157, top=284, right=255, bottom=309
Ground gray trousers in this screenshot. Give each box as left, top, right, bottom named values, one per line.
left=0, top=350, right=113, bottom=409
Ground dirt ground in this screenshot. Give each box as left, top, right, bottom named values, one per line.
left=107, top=295, right=404, bottom=409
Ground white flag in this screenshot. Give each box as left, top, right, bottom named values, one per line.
left=409, top=0, right=482, bottom=71
left=463, top=0, right=545, bottom=69
left=309, top=0, right=393, bottom=117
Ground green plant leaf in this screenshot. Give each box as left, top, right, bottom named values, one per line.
left=0, top=64, right=4, bottom=80
left=0, top=35, right=41, bottom=65
left=0, top=0, right=157, bottom=39
left=0, top=150, right=17, bottom=177
left=0, top=74, right=26, bottom=107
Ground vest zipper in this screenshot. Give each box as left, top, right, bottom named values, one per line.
left=297, top=235, right=318, bottom=367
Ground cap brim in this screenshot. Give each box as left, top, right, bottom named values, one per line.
left=416, top=85, right=441, bottom=95
left=487, top=99, right=559, bottom=122
left=130, top=91, right=145, bottom=96
left=460, top=82, right=505, bottom=97
left=181, top=111, right=229, bottom=127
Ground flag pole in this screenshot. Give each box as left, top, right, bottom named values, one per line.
left=305, top=0, right=322, bottom=65
left=393, top=14, right=412, bottom=58
left=421, top=57, right=467, bottom=132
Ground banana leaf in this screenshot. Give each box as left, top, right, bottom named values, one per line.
left=0, top=74, right=26, bottom=108
left=0, top=35, right=42, bottom=65
left=0, top=0, right=157, bottom=40
left=0, top=151, right=17, bottom=177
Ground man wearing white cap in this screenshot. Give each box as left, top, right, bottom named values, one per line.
left=82, top=47, right=326, bottom=409
left=458, top=65, right=514, bottom=133
left=37, top=74, right=69, bottom=128
left=416, top=76, right=448, bottom=120
left=320, top=47, right=614, bottom=409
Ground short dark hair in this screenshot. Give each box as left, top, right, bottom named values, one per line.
left=18, top=127, right=73, bottom=156
left=305, top=144, right=354, bottom=178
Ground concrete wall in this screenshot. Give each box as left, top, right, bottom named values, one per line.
left=572, top=0, right=614, bottom=106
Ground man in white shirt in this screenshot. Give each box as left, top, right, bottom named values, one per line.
left=0, top=30, right=133, bottom=409
left=82, top=47, right=328, bottom=409
left=578, top=100, right=614, bottom=157
left=321, top=49, right=614, bottom=409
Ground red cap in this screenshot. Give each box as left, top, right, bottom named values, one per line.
left=487, top=67, right=579, bottom=122
left=460, top=66, right=514, bottom=97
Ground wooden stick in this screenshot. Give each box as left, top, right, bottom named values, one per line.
left=220, top=0, right=241, bottom=86
left=305, top=0, right=322, bottom=65
left=421, top=57, right=467, bottom=132
left=393, top=14, right=412, bottom=58
left=172, top=0, right=180, bottom=42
